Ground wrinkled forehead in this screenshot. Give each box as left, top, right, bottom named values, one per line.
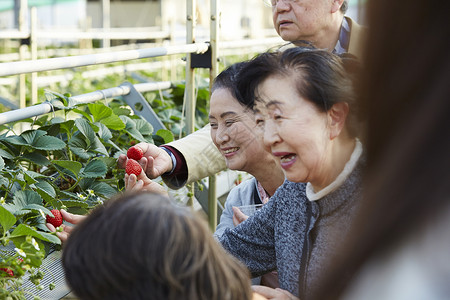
left=253, top=72, right=305, bottom=111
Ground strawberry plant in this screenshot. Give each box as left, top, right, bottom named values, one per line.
left=0, top=90, right=174, bottom=298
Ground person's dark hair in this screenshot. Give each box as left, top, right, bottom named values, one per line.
left=62, top=191, right=253, bottom=300
left=310, top=0, right=450, bottom=299
left=237, top=46, right=361, bottom=137
left=211, top=61, right=249, bottom=107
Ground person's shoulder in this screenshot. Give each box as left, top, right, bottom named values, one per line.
left=345, top=16, right=367, bottom=31
left=229, top=177, right=257, bottom=194
left=279, top=180, right=306, bottom=192
left=226, top=177, right=257, bottom=204
left=272, top=180, right=307, bottom=202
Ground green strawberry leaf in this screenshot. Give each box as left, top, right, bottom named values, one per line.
left=35, top=180, right=57, bottom=200
left=79, top=160, right=107, bottom=178
left=72, top=108, right=93, bottom=122
left=68, top=135, right=94, bottom=160
left=88, top=103, right=111, bottom=122
left=0, top=148, right=14, bottom=160
left=74, top=118, right=96, bottom=147
left=4, top=135, right=27, bottom=146
left=0, top=206, right=17, bottom=232
left=156, top=129, right=174, bottom=143
left=112, top=106, right=132, bottom=116
left=95, top=157, right=118, bottom=169
left=58, top=120, right=76, bottom=135
left=32, top=135, right=66, bottom=151
left=14, top=190, right=43, bottom=207
left=92, top=136, right=109, bottom=156
left=21, top=152, right=51, bottom=166
left=0, top=174, right=9, bottom=188
left=135, top=119, right=153, bottom=136
left=128, top=128, right=146, bottom=142
left=53, top=160, right=82, bottom=178
left=80, top=180, right=118, bottom=198
left=101, top=114, right=125, bottom=130
left=23, top=172, right=38, bottom=185
left=95, top=122, right=113, bottom=141
left=21, top=130, right=47, bottom=145
left=60, top=199, right=89, bottom=208
left=11, top=224, right=61, bottom=245
left=23, top=204, right=52, bottom=216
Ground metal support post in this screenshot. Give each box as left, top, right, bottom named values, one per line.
left=102, top=0, right=111, bottom=48
left=185, top=0, right=197, bottom=208
left=207, top=0, right=219, bottom=231
left=30, top=7, right=38, bottom=105
left=120, top=82, right=167, bottom=132
left=18, top=0, right=28, bottom=110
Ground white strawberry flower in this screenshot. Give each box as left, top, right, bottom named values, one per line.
left=0, top=197, right=5, bottom=205
left=77, top=193, right=86, bottom=200
left=15, top=248, right=26, bottom=257
left=31, top=238, right=40, bottom=251
left=87, top=189, right=95, bottom=196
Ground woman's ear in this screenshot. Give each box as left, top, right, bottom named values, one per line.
left=328, top=102, right=349, bottom=140
left=331, top=0, right=345, bottom=13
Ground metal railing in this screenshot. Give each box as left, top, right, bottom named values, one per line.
left=0, top=42, right=209, bottom=77
left=0, top=81, right=172, bottom=126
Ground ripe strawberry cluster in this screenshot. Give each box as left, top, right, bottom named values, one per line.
left=0, top=258, right=24, bottom=278
left=126, top=146, right=143, bottom=176
left=0, top=267, right=14, bottom=277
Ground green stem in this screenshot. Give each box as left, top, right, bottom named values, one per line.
left=65, top=179, right=81, bottom=192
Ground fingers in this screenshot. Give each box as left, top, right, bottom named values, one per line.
left=60, top=209, right=85, bottom=225
left=55, top=225, right=73, bottom=244
left=117, top=154, right=127, bottom=169
left=136, top=142, right=159, bottom=157
left=120, top=144, right=169, bottom=179
left=274, top=288, right=299, bottom=300
left=143, top=156, right=160, bottom=179
left=232, top=206, right=249, bottom=225
left=251, top=286, right=299, bottom=300
left=124, top=172, right=169, bottom=196
left=47, top=223, right=76, bottom=244
left=46, top=222, right=56, bottom=232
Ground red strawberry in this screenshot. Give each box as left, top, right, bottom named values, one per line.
left=0, top=268, right=14, bottom=277
left=127, top=146, right=143, bottom=161
left=46, top=209, right=63, bottom=227
left=126, top=159, right=142, bottom=176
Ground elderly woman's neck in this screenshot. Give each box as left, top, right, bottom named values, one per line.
left=312, top=137, right=358, bottom=193
left=251, top=160, right=285, bottom=197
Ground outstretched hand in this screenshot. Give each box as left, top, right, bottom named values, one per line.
left=46, top=209, right=86, bottom=244
left=124, top=172, right=169, bottom=196
left=117, top=143, right=173, bottom=179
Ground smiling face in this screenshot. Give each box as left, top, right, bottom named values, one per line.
left=209, top=88, right=269, bottom=173
left=256, top=74, right=333, bottom=186
left=272, top=0, right=336, bottom=47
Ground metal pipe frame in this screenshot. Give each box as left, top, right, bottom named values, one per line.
left=0, top=81, right=172, bottom=126
left=0, top=42, right=209, bottom=77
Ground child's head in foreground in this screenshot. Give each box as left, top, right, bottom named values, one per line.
left=62, top=191, right=252, bottom=300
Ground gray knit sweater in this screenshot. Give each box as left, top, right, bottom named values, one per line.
left=219, top=156, right=365, bottom=297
